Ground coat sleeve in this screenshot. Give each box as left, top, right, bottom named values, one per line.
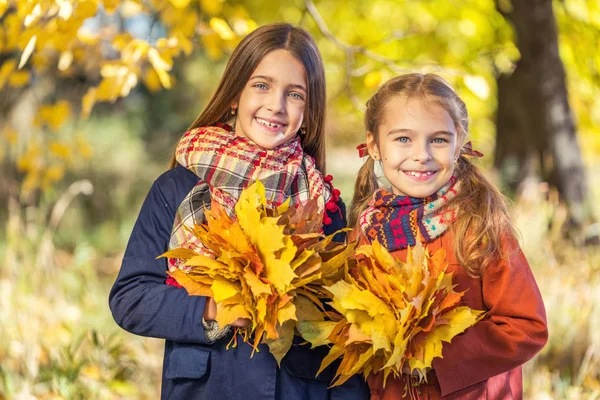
left=108, top=177, right=212, bottom=344
left=432, top=237, right=548, bottom=396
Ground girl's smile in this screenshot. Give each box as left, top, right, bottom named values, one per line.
left=254, top=116, right=288, bottom=133
left=403, top=169, right=438, bottom=180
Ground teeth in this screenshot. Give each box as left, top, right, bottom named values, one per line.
left=408, top=171, right=434, bottom=177
left=256, top=118, right=283, bottom=129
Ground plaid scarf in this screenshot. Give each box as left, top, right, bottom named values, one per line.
left=359, top=177, right=459, bottom=251
left=168, top=126, right=328, bottom=259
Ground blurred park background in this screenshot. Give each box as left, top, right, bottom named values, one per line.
left=1, top=0, right=599, bottom=398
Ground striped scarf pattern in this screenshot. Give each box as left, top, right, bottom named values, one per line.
left=359, top=177, right=459, bottom=251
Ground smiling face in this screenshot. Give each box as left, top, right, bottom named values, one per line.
left=368, top=96, right=460, bottom=198
left=231, top=49, right=308, bottom=149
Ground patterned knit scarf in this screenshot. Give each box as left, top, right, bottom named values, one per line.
left=359, top=177, right=460, bottom=251
left=169, top=125, right=328, bottom=256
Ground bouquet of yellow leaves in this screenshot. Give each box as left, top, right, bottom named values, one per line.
left=159, top=181, right=355, bottom=363
left=297, top=239, right=484, bottom=389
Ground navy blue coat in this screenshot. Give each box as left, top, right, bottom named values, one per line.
left=109, top=166, right=369, bottom=400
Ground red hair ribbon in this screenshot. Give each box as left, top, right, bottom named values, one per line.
left=461, top=141, right=484, bottom=158
left=357, top=143, right=369, bottom=158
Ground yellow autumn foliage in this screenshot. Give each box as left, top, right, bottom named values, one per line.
left=298, top=240, right=484, bottom=388
left=159, top=181, right=355, bottom=363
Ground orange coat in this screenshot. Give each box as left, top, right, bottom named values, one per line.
left=364, top=231, right=548, bottom=399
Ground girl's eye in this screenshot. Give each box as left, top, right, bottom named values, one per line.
left=289, top=92, right=304, bottom=100
left=253, top=83, right=268, bottom=90
left=432, top=137, right=448, bottom=144
left=396, top=137, right=410, bottom=144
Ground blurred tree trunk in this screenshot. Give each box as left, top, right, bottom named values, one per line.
left=495, top=0, right=588, bottom=224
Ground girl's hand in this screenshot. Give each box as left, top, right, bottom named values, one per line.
left=204, top=297, right=217, bottom=320
left=230, top=318, right=252, bottom=328
left=204, top=298, right=251, bottom=328
left=402, top=363, right=432, bottom=376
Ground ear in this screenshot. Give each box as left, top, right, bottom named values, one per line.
left=366, top=131, right=380, bottom=160
left=231, top=99, right=239, bottom=109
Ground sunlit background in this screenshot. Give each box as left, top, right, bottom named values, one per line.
left=1, top=0, right=599, bottom=398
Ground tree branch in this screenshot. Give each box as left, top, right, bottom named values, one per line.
left=304, top=0, right=459, bottom=111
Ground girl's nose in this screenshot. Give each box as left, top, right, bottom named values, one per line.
left=412, top=143, right=432, bottom=163
left=266, top=92, right=286, bottom=113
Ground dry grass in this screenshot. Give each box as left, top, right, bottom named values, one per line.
left=1, top=160, right=599, bottom=399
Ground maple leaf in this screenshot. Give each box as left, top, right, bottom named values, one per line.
left=159, top=181, right=355, bottom=363
left=297, top=320, right=337, bottom=348
left=264, top=320, right=296, bottom=365
left=211, top=277, right=239, bottom=302
left=294, top=294, right=325, bottom=322
left=407, top=306, right=483, bottom=372
left=279, top=198, right=323, bottom=235
left=167, top=269, right=213, bottom=297
left=299, top=239, right=484, bottom=387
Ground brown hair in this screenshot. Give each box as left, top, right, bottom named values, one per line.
left=349, top=73, right=515, bottom=276
left=168, top=23, right=327, bottom=172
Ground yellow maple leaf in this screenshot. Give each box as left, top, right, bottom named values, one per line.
left=158, top=248, right=198, bottom=260
left=168, top=269, right=213, bottom=297
left=276, top=297, right=297, bottom=324
left=185, top=254, right=226, bottom=270
left=243, top=266, right=271, bottom=297
left=371, top=239, right=398, bottom=271
left=317, top=344, right=345, bottom=376
left=300, top=239, right=483, bottom=387
left=235, top=181, right=266, bottom=228
left=211, top=277, right=239, bottom=303
left=408, top=306, right=484, bottom=371
left=255, top=220, right=297, bottom=291
left=383, top=328, right=410, bottom=369
left=164, top=181, right=355, bottom=361
left=216, top=302, right=251, bottom=328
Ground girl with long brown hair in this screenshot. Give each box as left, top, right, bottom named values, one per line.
left=350, top=73, right=548, bottom=399
left=109, top=23, right=367, bottom=400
